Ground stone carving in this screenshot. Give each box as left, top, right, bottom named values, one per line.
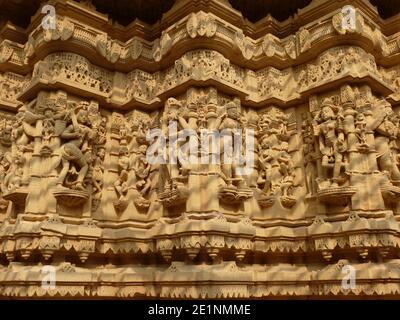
left=217, top=101, right=253, bottom=204
left=43, top=17, right=74, bottom=42
left=31, top=53, right=113, bottom=96
left=113, top=145, right=130, bottom=212
left=332, top=8, right=365, bottom=36
left=0, top=42, right=13, bottom=64
left=284, top=36, right=297, bottom=59
left=152, top=31, right=172, bottom=62
left=256, top=107, right=296, bottom=208
left=235, top=30, right=254, bottom=60
left=0, top=72, right=26, bottom=105
left=0, top=0, right=400, bottom=300
left=310, top=95, right=359, bottom=205
left=298, top=28, right=311, bottom=53
left=57, top=104, right=95, bottom=190
left=53, top=100, right=104, bottom=208
left=16, top=45, right=390, bottom=109
left=313, top=98, right=347, bottom=189
left=129, top=38, right=143, bottom=60
left=186, top=12, right=217, bottom=39
left=157, top=98, right=189, bottom=209
left=301, top=113, right=320, bottom=196
left=0, top=2, right=397, bottom=72
left=112, top=110, right=153, bottom=213
left=262, top=34, right=278, bottom=58
left=24, top=35, right=36, bottom=61
left=95, top=34, right=122, bottom=63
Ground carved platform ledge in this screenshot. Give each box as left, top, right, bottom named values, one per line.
left=53, top=188, right=90, bottom=207
left=1, top=261, right=400, bottom=298
left=9, top=46, right=396, bottom=111
left=316, top=186, right=357, bottom=206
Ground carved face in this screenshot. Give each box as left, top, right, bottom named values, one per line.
left=321, top=106, right=334, bottom=121
left=260, top=137, right=270, bottom=149
left=356, top=113, right=365, bottom=122
left=77, top=111, right=89, bottom=124
left=227, top=107, right=239, bottom=119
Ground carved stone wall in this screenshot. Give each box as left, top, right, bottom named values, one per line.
left=1, top=0, right=400, bottom=298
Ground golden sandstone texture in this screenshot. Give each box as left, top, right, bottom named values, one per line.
left=0, top=0, right=400, bottom=298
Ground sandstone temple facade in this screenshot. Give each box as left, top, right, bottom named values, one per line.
left=0, top=0, right=400, bottom=299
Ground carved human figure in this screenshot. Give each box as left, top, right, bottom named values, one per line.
left=41, top=107, right=56, bottom=146
left=369, top=100, right=400, bottom=183
left=114, top=146, right=130, bottom=201
left=278, top=141, right=295, bottom=197
left=257, top=136, right=274, bottom=194
left=57, top=108, right=96, bottom=190
left=218, top=102, right=241, bottom=186
left=354, top=112, right=368, bottom=148
left=161, top=98, right=193, bottom=181
left=315, top=98, right=346, bottom=187
left=302, top=116, right=319, bottom=195
left=92, top=147, right=105, bottom=201
left=3, top=147, right=25, bottom=191
left=12, top=105, right=40, bottom=149
left=132, top=144, right=151, bottom=202
left=0, top=152, right=11, bottom=194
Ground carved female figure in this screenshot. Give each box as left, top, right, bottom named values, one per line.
left=354, top=112, right=368, bottom=149
left=278, top=141, right=295, bottom=197
left=257, top=136, right=274, bottom=194
left=315, top=98, right=346, bottom=187
left=218, top=102, right=241, bottom=185
left=132, top=144, right=151, bottom=199
left=57, top=109, right=96, bottom=190
left=114, top=146, right=129, bottom=202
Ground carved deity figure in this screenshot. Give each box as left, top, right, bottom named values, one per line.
left=354, top=112, right=369, bottom=148
left=278, top=141, right=295, bottom=197
left=57, top=108, right=96, bottom=190
left=370, top=100, right=400, bottom=183
left=92, top=147, right=105, bottom=203
left=0, top=152, right=11, bottom=194
left=114, top=146, right=130, bottom=202
left=302, top=115, right=319, bottom=195
left=3, top=147, right=25, bottom=191
left=132, top=144, right=151, bottom=200
left=217, top=102, right=242, bottom=186
left=257, top=136, right=274, bottom=194
left=314, top=98, right=346, bottom=187
left=161, top=98, right=193, bottom=181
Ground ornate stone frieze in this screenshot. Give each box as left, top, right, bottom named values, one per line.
left=13, top=46, right=397, bottom=110
left=2, top=4, right=400, bottom=72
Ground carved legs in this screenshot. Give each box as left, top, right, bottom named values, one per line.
left=332, top=153, right=343, bottom=187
